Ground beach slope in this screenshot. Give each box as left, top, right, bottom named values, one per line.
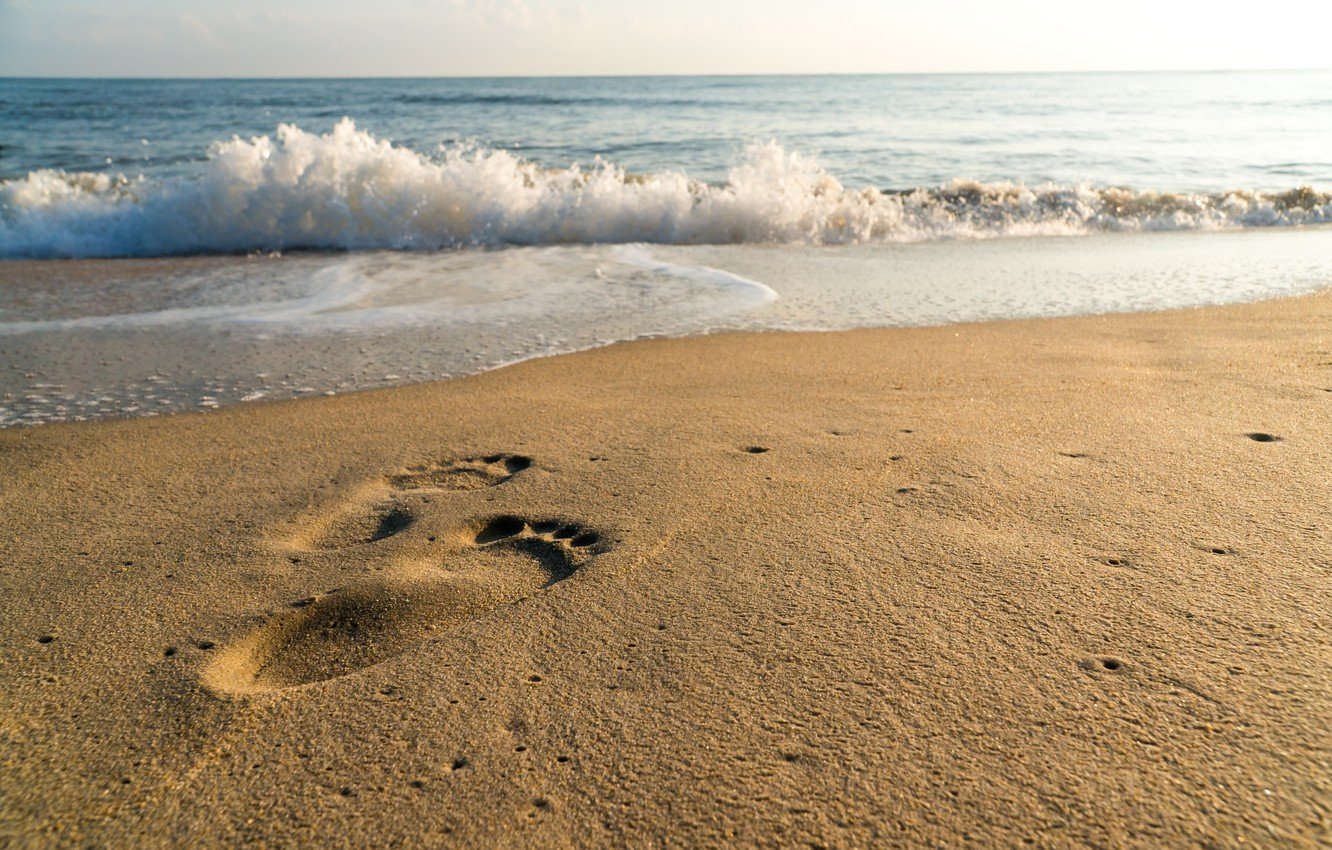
left=1, top=292, right=1329, bottom=848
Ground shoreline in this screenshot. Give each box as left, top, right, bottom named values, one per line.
left=2, top=290, right=1329, bottom=847
left=5, top=226, right=1332, bottom=429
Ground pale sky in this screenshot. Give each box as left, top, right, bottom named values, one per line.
left=1, top=0, right=1329, bottom=77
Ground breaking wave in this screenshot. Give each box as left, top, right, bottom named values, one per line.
left=2, top=118, right=1330, bottom=259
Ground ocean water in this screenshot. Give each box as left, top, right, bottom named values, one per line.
left=4, top=73, right=1332, bottom=257
left=1, top=72, right=1331, bottom=425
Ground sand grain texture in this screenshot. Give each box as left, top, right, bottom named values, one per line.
left=1, top=292, right=1330, bottom=848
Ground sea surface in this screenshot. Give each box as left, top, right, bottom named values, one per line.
left=2, top=72, right=1331, bottom=425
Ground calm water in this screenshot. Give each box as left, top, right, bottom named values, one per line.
left=1, top=72, right=1330, bottom=425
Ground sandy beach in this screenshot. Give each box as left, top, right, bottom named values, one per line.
left=1, top=290, right=1329, bottom=848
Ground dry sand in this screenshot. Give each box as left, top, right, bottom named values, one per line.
left=1, top=290, right=1329, bottom=848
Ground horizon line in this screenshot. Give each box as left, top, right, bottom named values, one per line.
left=2, top=67, right=1330, bottom=82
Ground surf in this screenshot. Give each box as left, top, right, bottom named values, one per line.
left=3, top=119, right=1330, bottom=259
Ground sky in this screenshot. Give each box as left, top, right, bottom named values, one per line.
left=1, top=0, right=1330, bottom=77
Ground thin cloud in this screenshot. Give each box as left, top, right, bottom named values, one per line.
left=179, top=13, right=222, bottom=47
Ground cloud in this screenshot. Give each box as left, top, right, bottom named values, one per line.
left=443, top=0, right=591, bottom=32
left=230, top=9, right=313, bottom=28
left=73, top=20, right=165, bottom=48
left=179, top=13, right=222, bottom=47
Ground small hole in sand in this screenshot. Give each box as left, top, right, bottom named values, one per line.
left=410, top=779, right=425, bottom=789
left=36, top=635, right=54, bottom=644
left=197, top=640, right=215, bottom=650
left=556, top=756, right=570, bottom=763
left=163, top=646, right=177, bottom=658
left=533, top=797, right=549, bottom=809
left=743, top=446, right=770, bottom=454
left=451, top=758, right=468, bottom=771
left=1102, top=658, right=1123, bottom=671
left=1245, top=432, right=1280, bottom=442
left=515, top=745, right=528, bottom=753
left=1211, top=548, right=1228, bottom=555
left=528, top=675, right=543, bottom=683
left=339, top=786, right=355, bottom=797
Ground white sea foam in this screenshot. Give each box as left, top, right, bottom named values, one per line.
left=2, top=119, right=1331, bottom=259
left=611, top=245, right=778, bottom=307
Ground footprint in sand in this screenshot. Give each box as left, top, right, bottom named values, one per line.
left=206, top=516, right=605, bottom=695
left=303, top=453, right=533, bottom=550
left=389, top=453, right=532, bottom=491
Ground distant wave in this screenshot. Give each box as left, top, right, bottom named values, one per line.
left=393, top=92, right=706, bottom=108
left=2, top=118, right=1330, bottom=259
left=395, top=92, right=598, bottom=107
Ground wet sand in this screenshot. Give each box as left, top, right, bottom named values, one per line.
left=1, top=290, right=1329, bottom=848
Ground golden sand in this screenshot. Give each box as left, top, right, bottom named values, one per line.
left=2, top=291, right=1329, bottom=847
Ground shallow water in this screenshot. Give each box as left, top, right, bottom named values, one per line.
left=3, top=227, right=1329, bottom=427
